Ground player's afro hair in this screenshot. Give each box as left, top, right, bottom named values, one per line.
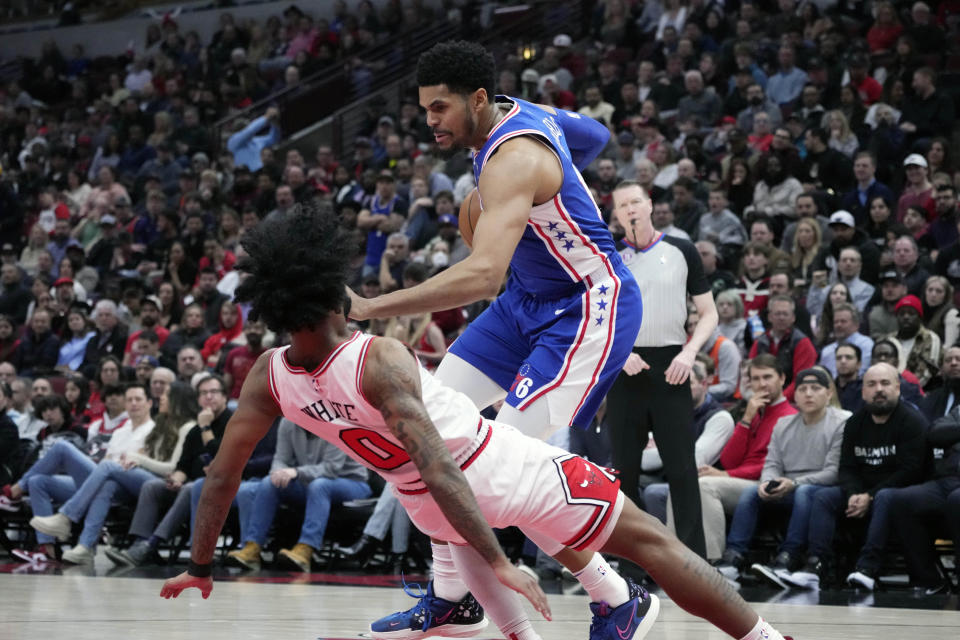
left=234, top=201, right=351, bottom=334
left=417, top=40, right=496, bottom=102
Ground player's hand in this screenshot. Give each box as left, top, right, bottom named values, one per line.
left=346, top=286, right=370, bottom=321
left=622, top=353, right=650, bottom=376
left=493, top=562, right=552, bottom=621
left=160, top=571, right=213, bottom=599
left=664, top=349, right=696, bottom=385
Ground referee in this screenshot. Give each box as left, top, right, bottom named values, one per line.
left=607, top=180, right=718, bottom=559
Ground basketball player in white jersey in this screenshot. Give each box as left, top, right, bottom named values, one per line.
left=160, top=207, right=792, bottom=640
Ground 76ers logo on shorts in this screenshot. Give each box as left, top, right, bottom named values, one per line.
left=553, top=453, right=620, bottom=550
left=509, top=363, right=534, bottom=399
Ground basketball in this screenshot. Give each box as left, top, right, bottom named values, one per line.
left=458, top=188, right=482, bottom=248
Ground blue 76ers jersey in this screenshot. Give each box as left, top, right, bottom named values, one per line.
left=472, top=96, right=627, bottom=297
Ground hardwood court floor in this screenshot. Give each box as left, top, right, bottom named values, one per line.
left=3, top=571, right=960, bottom=640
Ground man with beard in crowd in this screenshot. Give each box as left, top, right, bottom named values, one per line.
left=223, top=319, right=268, bottom=404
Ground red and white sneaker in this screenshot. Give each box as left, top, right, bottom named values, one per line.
left=12, top=548, right=54, bottom=565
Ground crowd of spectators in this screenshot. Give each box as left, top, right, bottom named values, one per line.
left=0, top=0, right=959, bottom=591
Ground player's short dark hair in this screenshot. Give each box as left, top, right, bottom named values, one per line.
left=417, top=40, right=496, bottom=102
left=235, top=202, right=351, bottom=333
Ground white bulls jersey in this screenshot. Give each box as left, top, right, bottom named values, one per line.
left=267, top=331, right=626, bottom=553
left=266, top=332, right=488, bottom=487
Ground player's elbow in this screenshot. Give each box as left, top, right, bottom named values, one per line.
left=467, top=256, right=505, bottom=297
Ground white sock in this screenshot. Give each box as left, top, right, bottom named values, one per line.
left=500, top=621, right=542, bottom=640
left=739, top=617, right=785, bottom=640
left=430, top=542, right=469, bottom=602
left=448, top=543, right=540, bottom=638
left=574, top=553, right=630, bottom=607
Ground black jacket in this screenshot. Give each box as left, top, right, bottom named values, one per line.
left=0, top=284, right=31, bottom=325
left=838, top=401, right=927, bottom=498
left=12, top=328, right=60, bottom=375
left=175, top=407, right=235, bottom=480
left=81, top=326, right=129, bottom=378
left=926, top=406, right=960, bottom=480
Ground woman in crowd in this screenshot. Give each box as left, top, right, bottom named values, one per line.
left=0, top=314, right=19, bottom=363
left=926, top=136, right=955, bottom=181
left=812, top=281, right=853, bottom=348
left=165, top=241, right=198, bottom=298
left=923, top=275, right=959, bottom=347
left=64, top=169, right=92, bottom=215
left=902, top=205, right=937, bottom=256
left=716, top=289, right=747, bottom=357
left=723, top=157, right=755, bottom=217
left=865, top=195, right=895, bottom=248
left=56, top=306, right=95, bottom=371
left=790, top=217, right=823, bottom=288
left=218, top=207, right=242, bottom=253
left=823, top=110, right=859, bottom=159
left=156, top=281, right=183, bottom=329
left=87, top=355, right=123, bottom=419
left=64, top=374, right=93, bottom=427
left=867, top=1, right=903, bottom=55
left=19, top=225, right=51, bottom=278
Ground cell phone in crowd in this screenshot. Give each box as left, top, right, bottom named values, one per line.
left=765, top=480, right=781, bottom=492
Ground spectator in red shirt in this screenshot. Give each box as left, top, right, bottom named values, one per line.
left=124, top=295, right=170, bottom=357
left=694, top=353, right=798, bottom=560
left=847, top=56, right=882, bottom=106
left=222, top=318, right=267, bottom=400
left=200, top=301, right=244, bottom=368
left=749, top=295, right=819, bottom=401
left=867, top=2, right=903, bottom=54
left=196, top=237, right=236, bottom=283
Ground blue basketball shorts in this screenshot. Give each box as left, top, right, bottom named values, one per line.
left=448, top=264, right=641, bottom=429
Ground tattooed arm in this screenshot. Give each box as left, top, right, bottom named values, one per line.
left=160, top=350, right=279, bottom=600
left=363, top=337, right=550, bottom=619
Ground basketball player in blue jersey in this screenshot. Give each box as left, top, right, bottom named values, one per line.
left=347, top=41, right=645, bottom=640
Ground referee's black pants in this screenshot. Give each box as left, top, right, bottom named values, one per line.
left=606, top=345, right=707, bottom=558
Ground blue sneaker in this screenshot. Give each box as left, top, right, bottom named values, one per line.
left=588, top=579, right=660, bottom=640
left=369, top=579, right=489, bottom=640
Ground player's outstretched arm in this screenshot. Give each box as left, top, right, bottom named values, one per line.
left=348, top=138, right=554, bottom=321
left=362, top=337, right=551, bottom=620
left=160, top=351, right=280, bottom=600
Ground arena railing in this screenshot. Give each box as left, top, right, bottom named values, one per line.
left=323, top=0, right=585, bottom=163
left=215, top=0, right=586, bottom=161
left=213, top=16, right=457, bottom=152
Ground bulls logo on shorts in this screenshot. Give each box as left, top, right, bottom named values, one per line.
left=553, top=453, right=620, bottom=550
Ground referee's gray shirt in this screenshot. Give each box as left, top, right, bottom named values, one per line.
left=620, top=233, right=710, bottom=347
